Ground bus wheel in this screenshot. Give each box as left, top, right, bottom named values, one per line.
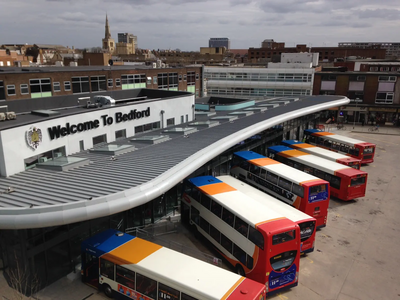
left=235, top=265, right=245, bottom=277
left=103, top=284, right=113, bottom=298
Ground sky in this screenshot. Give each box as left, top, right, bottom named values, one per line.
left=0, top=0, right=399, bottom=51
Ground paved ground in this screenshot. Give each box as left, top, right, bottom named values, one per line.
left=1, top=124, right=399, bottom=300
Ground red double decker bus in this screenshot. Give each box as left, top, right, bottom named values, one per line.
left=231, top=151, right=330, bottom=229
left=281, top=140, right=361, bottom=170
left=303, top=129, right=376, bottom=164
left=267, top=145, right=368, bottom=201
left=182, top=176, right=301, bottom=295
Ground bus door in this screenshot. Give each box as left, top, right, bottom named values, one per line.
left=82, top=253, right=99, bottom=289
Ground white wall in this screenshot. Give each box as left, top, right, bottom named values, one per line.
left=0, top=95, right=194, bottom=177
left=281, top=53, right=319, bottom=66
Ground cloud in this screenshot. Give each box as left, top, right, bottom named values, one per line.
left=355, top=8, right=400, bottom=20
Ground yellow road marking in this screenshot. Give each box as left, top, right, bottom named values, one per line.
left=277, top=294, right=289, bottom=300
left=306, top=257, right=314, bottom=264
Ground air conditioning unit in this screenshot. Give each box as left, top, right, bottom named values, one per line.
left=6, top=111, right=16, bottom=120
left=38, top=157, right=48, bottom=163
left=54, top=152, right=62, bottom=158
left=0, top=113, right=5, bottom=121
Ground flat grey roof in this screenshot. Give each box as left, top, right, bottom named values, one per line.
left=0, top=95, right=350, bottom=229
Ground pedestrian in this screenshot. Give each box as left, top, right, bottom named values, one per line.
left=361, top=118, right=365, bottom=127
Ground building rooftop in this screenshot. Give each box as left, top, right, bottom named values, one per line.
left=0, top=95, right=349, bottom=229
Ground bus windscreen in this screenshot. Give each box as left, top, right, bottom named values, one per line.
left=272, top=230, right=296, bottom=245
left=351, top=176, right=366, bottom=186
left=299, top=221, right=315, bottom=242
left=270, top=250, right=297, bottom=271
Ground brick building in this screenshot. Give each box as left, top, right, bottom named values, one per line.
left=248, top=44, right=386, bottom=63
left=0, top=65, right=203, bottom=103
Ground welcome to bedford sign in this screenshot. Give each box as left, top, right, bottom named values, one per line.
left=47, top=108, right=150, bottom=140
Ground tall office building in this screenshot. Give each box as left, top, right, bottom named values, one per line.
left=209, top=38, right=230, bottom=50
left=118, top=33, right=138, bottom=50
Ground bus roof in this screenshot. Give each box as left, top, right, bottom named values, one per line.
left=282, top=140, right=361, bottom=162
left=268, top=146, right=367, bottom=175
left=217, top=176, right=315, bottom=224
left=304, top=129, right=375, bottom=146
left=188, top=176, right=290, bottom=228
left=234, top=151, right=325, bottom=185
left=83, top=229, right=264, bottom=299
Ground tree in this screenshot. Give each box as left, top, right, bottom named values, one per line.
left=4, top=253, right=40, bottom=300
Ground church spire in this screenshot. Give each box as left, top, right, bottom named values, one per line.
left=105, top=14, right=111, bottom=39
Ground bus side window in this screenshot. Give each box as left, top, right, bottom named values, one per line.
left=182, top=293, right=198, bottom=300
left=221, top=233, right=233, bottom=253
left=116, top=265, right=135, bottom=289
left=200, top=194, right=211, bottom=210
left=233, top=244, right=247, bottom=265
left=248, top=227, right=264, bottom=250
left=211, top=200, right=222, bottom=218
left=209, top=224, right=221, bottom=243
left=158, top=282, right=180, bottom=300
left=100, top=258, right=115, bottom=280
left=234, top=216, right=249, bottom=237
left=222, top=208, right=234, bottom=227
left=191, top=206, right=200, bottom=225
left=136, top=273, right=157, bottom=299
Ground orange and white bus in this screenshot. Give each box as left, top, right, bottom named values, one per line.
left=267, top=145, right=368, bottom=201
left=81, top=229, right=267, bottom=300
left=303, top=129, right=376, bottom=164
left=217, top=175, right=317, bottom=254
left=281, top=140, right=361, bottom=170
left=231, top=151, right=330, bottom=228
left=182, top=176, right=300, bottom=295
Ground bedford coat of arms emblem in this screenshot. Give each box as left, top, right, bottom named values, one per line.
left=26, top=126, right=42, bottom=150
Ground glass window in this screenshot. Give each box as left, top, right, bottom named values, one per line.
left=100, top=258, right=115, bottom=279
left=233, top=244, right=246, bottom=265
left=234, top=216, right=249, bottom=237
left=351, top=176, right=366, bottom=186
left=270, top=250, right=297, bottom=271
left=93, top=134, right=107, bottom=145
left=278, top=177, right=292, bottom=190
left=273, top=230, right=296, bottom=245
left=191, top=206, right=199, bottom=225
left=246, top=254, right=254, bottom=269
left=199, top=217, right=209, bottom=234
left=200, top=195, right=211, bottom=210
left=108, top=79, right=113, bottom=88
left=292, top=184, right=304, bottom=197
left=222, top=208, right=234, bottom=227
left=64, top=81, right=71, bottom=91
left=158, top=282, right=180, bottom=300
left=210, top=200, right=222, bottom=218
left=209, top=224, right=220, bottom=243
left=91, top=75, right=107, bottom=92
left=116, top=265, right=135, bottom=289
left=7, top=85, right=15, bottom=96
left=266, top=171, right=278, bottom=185
left=71, top=76, right=89, bottom=94
left=115, top=129, right=126, bottom=139
left=221, top=233, right=233, bottom=253
left=182, top=294, right=198, bottom=300
left=20, top=84, right=29, bottom=95
left=136, top=273, right=157, bottom=299
left=178, top=74, right=182, bottom=82
left=53, top=82, right=61, bottom=92
left=115, top=78, right=121, bottom=87
left=248, top=227, right=264, bottom=250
